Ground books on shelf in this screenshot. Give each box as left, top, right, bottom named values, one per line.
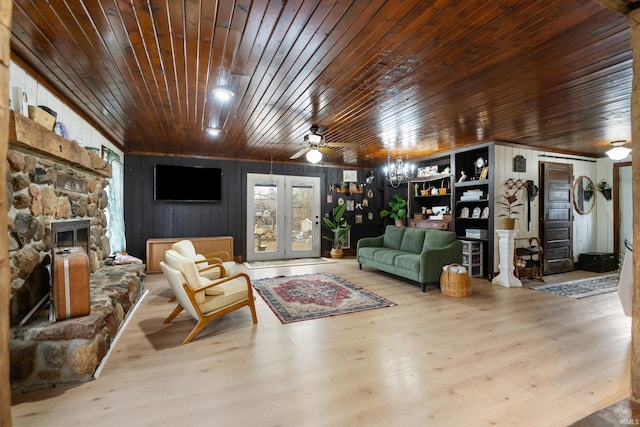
left=459, top=189, right=484, bottom=201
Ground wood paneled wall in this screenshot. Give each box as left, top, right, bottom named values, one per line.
left=1, top=0, right=12, bottom=424
left=629, top=7, right=640, bottom=403
left=124, top=154, right=385, bottom=262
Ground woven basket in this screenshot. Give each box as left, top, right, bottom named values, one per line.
left=28, top=106, right=56, bottom=130
left=440, top=263, right=472, bottom=298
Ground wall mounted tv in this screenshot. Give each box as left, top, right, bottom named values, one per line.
left=154, top=164, right=222, bottom=202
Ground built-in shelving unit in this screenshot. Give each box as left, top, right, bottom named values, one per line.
left=452, top=143, right=494, bottom=278
left=406, top=156, right=453, bottom=230
left=401, top=143, right=495, bottom=278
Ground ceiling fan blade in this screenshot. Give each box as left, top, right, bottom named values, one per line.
left=290, top=147, right=310, bottom=159
left=326, top=142, right=359, bottom=148
left=319, top=146, right=338, bottom=156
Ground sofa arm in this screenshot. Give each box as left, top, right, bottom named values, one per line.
left=419, top=240, right=463, bottom=282
left=357, top=235, right=384, bottom=250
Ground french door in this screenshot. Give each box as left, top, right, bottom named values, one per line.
left=246, top=174, right=321, bottom=261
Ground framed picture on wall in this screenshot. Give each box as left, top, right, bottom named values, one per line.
left=355, top=214, right=363, bottom=224
left=341, top=230, right=351, bottom=250
left=343, top=170, right=358, bottom=182
left=327, top=195, right=333, bottom=204
left=346, top=200, right=355, bottom=211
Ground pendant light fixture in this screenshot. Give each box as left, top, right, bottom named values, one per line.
left=606, top=140, right=631, bottom=161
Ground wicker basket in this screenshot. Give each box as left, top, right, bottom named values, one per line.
left=28, top=106, right=56, bottom=130
left=440, top=263, right=472, bottom=298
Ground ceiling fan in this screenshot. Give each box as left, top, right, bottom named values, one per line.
left=290, top=125, right=358, bottom=163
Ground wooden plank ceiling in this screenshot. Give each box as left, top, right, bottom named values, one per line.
left=9, top=0, right=635, bottom=167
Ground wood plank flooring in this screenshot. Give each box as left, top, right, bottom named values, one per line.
left=11, top=259, right=630, bottom=427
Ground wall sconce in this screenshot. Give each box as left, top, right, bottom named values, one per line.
left=606, top=140, right=631, bottom=161
left=384, top=155, right=413, bottom=188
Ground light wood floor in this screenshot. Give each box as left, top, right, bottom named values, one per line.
left=11, top=260, right=630, bottom=427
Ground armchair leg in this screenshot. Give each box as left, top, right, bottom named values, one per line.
left=164, top=304, right=184, bottom=324
left=359, top=263, right=362, bottom=270
left=421, top=283, right=426, bottom=292
left=184, top=319, right=210, bottom=345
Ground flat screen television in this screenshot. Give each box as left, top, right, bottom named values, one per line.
left=154, top=164, right=222, bottom=202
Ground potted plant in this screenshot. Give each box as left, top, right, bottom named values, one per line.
left=322, top=202, right=351, bottom=258
left=598, top=179, right=612, bottom=200
left=583, top=181, right=593, bottom=202
left=496, top=191, right=523, bottom=230
left=380, top=193, right=408, bottom=226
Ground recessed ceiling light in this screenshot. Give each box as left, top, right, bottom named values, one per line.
left=206, top=127, right=221, bottom=136
left=212, top=87, right=234, bottom=102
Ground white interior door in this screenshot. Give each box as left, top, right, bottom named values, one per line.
left=246, top=174, right=320, bottom=261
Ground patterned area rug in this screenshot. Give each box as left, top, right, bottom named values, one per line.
left=243, top=257, right=335, bottom=270
left=252, top=273, right=396, bottom=323
left=531, top=273, right=620, bottom=299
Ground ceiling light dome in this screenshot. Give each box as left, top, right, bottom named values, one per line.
left=212, top=87, right=234, bottom=102
left=606, top=140, right=631, bottom=160
left=306, top=148, right=322, bottom=164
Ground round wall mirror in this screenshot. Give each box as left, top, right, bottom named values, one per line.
left=573, top=176, right=595, bottom=215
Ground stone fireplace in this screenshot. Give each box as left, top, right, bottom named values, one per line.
left=8, top=112, right=145, bottom=393
left=7, top=148, right=111, bottom=327
left=51, top=219, right=91, bottom=258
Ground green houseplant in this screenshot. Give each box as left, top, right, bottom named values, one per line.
left=380, top=193, right=408, bottom=226
left=496, top=191, right=523, bottom=230
left=597, top=179, right=612, bottom=200
left=322, top=202, right=351, bottom=258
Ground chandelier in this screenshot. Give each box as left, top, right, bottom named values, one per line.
left=384, top=155, right=413, bottom=188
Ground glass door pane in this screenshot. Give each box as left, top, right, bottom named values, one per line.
left=253, top=183, right=278, bottom=254
left=290, top=185, right=313, bottom=252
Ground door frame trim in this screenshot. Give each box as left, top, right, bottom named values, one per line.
left=614, top=161, right=632, bottom=263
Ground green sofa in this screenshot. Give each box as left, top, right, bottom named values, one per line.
left=357, top=225, right=463, bottom=291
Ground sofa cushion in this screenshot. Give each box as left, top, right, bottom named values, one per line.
left=422, top=229, right=457, bottom=250
left=400, top=227, right=426, bottom=254
left=358, top=247, right=385, bottom=260
left=374, top=249, right=405, bottom=264
left=395, top=253, right=421, bottom=271
left=382, top=225, right=406, bottom=250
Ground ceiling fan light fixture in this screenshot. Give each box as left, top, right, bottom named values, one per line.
left=606, top=146, right=631, bottom=161
left=304, top=133, right=323, bottom=144
left=206, top=126, right=221, bottom=136
left=212, top=87, right=234, bottom=102
left=306, top=148, right=322, bottom=163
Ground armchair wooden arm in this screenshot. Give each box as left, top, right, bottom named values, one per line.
left=197, top=262, right=226, bottom=277
left=202, top=250, right=231, bottom=262
left=193, top=272, right=252, bottom=293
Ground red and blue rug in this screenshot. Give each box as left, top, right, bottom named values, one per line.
left=252, top=272, right=396, bottom=324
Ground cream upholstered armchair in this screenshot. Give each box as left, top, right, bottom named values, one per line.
left=172, top=239, right=236, bottom=279
left=160, top=249, right=257, bottom=344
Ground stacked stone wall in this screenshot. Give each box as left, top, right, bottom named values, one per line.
left=7, top=147, right=111, bottom=326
